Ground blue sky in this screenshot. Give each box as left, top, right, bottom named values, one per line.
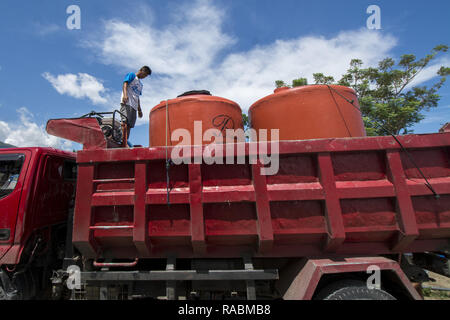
left=0, top=0, right=449, bottom=149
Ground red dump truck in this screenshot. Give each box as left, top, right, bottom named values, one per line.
left=1, top=98, right=450, bottom=300
left=38, top=101, right=450, bottom=300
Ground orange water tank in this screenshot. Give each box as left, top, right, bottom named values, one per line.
left=149, top=91, right=244, bottom=147
left=249, top=85, right=366, bottom=141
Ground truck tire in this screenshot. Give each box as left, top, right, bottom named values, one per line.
left=413, top=253, right=450, bottom=277
left=314, top=279, right=396, bottom=300
left=444, top=259, right=450, bottom=277
left=432, top=256, right=450, bottom=277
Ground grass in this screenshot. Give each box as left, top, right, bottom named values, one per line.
left=422, top=287, right=450, bottom=300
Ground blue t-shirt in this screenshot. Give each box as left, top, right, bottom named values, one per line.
left=124, top=72, right=136, bottom=83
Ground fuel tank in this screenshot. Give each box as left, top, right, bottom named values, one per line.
left=149, top=91, right=244, bottom=147
left=249, top=85, right=366, bottom=141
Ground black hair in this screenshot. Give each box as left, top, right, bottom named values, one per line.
left=140, top=66, right=152, bottom=76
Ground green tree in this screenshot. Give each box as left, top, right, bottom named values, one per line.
left=242, top=113, right=249, bottom=131
left=292, top=78, right=308, bottom=87
left=275, top=80, right=288, bottom=88
left=310, top=45, right=449, bottom=135
left=275, top=78, right=308, bottom=88
left=313, top=73, right=335, bottom=85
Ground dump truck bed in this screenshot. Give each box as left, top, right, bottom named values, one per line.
left=72, top=133, right=450, bottom=259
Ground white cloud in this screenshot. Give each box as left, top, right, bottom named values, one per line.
left=0, top=107, right=74, bottom=150
left=420, top=105, right=450, bottom=124
left=412, top=104, right=450, bottom=133
left=406, top=57, right=450, bottom=90
left=88, top=0, right=235, bottom=76
left=211, top=30, right=397, bottom=110
left=42, top=72, right=109, bottom=105
left=34, top=23, right=61, bottom=36
left=85, top=0, right=398, bottom=126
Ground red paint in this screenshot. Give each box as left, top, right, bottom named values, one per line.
left=189, top=164, right=206, bottom=253
left=317, top=153, right=345, bottom=252
left=0, top=148, right=75, bottom=265
left=282, top=256, right=422, bottom=300
left=46, top=118, right=108, bottom=150
left=386, top=150, right=419, bottom=251
left=70, top=132, right=450, bottom=259
left=440, top=123, right=450, bottom=133
left=252, top=161, right=274, bottom=252
left=133, top=161, right=150, bottom=256
left=93, top=258, right=138, bottom=268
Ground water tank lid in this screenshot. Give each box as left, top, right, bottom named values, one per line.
left=177, top=90, right=211, bottom=97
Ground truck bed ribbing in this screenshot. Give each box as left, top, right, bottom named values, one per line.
left=72, top=132, right=450, bottom=260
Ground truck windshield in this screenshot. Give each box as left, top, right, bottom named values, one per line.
left=0, top=154, right=25, bottom=199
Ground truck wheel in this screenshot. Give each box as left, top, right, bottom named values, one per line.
left=432, top=256, right=450, bottom=277
left=314, top=279, right=396, bottom=300
left=444, top=259, right=450, bottom=277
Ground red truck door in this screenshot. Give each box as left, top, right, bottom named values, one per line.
left=0, top=151, right=31, bottom=260
left=31, top=154, right=76, bottom=229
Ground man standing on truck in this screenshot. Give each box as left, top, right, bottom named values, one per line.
left=120, top=66, right=152, bottom=139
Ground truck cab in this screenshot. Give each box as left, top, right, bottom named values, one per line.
left=0, top=147, right=75, bottom=299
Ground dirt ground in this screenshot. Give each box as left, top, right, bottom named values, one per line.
left=420, top=270, right=450, bottom=300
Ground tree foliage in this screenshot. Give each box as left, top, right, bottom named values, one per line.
left=242, top=113, right=249, bottom=131
left=275, top=78, right=308, bottom=88
left=276, top=45, right=449, bottom=135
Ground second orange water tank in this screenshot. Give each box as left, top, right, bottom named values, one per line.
left=249, top=85, right=366, bottom=141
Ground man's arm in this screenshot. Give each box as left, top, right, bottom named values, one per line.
left=122, top=82, right=129, bottom=104
left=137, top=98, right=143, bottom=118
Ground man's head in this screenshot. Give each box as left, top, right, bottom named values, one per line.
left=136, top=66, right=152, bottom=79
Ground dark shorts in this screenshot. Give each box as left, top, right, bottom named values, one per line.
left=120, top=103, right=137, bottom=128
